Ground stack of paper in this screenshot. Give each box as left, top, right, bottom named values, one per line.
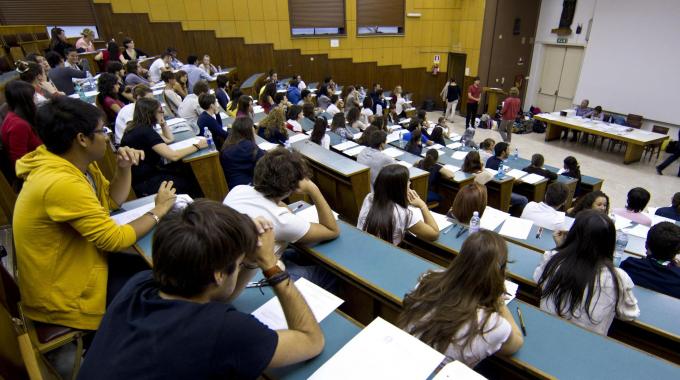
left=505, top=169, right=528, bottom=180
left=252, top=278, right=343, bottom=330
left=520, top=173, right=545, bottom=184
left=344, top=145, right=366, bottom=157
left=430, top=212, right=453, bottom=231
left=383, top=147, right=406, bottom=158
left=479, top=207, right=510, bottom=231
left=288, top=133, right=310, bottom=143
left=258, top=141, right=279, bottom=151
left=430, top=143, right=444, bottom=150
left=498, top=216, right=534, bottom=240
left=309, top=317, right=445, bottom=380
left=443, top=164, right=460, bottom=173
left=451, top=151, right=468, bottom=160
left=446, top=142, right=463, bottom=149
left=333, top=141, right=359, bottom=151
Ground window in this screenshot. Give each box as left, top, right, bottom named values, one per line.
left=356, top=0, right=405, bottom=35
left=288, top=0, right=346, bottom=37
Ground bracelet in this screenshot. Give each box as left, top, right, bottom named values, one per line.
left=145, top=211, right=160, bottom=225
left=192, top=143, right=200, bottom=151
left=267, top=271, right=290, bottom=287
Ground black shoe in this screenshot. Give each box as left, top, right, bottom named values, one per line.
left=656, top=167, right=663, bottom=175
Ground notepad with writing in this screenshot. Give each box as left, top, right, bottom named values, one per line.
left=111, top=194, right=193, bottom=225
left=506, top=169, right=528, bottom=180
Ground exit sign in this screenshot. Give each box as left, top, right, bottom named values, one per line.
left=557, top=37, right=568, bottom=43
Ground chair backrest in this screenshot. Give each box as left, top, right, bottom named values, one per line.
left=652, top=125, right=669, bottom=135
left=2, top=34, right=20, bottom=47
left=626, top=113, right=643, bottom=129
left=33, top=32, right=48, bottom=41
left=0, top=161, right=18, bottom=222
left=17, top=34, right=34, bottom=43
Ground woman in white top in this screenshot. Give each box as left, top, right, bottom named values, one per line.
left=310, top=117, right=331, bottom=149
left=295, top=74, right=306, bottom=90
left=285, top=105, right=304, bottom=133
left=357, top=164, right=439, bottom=245
left=399, top=231, right=524, bottom=368
left=346, top=107, right=367, bottom=131
left=161, top=71, right=182, bottom=117
left=534, top=209, right=640, bottom=335
left=394, top=85, right=407, bottom=117
left=360, top=97, right=374, bottom=125
left=198, top=54, right=217, bottom=76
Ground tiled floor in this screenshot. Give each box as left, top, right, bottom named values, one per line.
left=429, top=111, right=679, bottom=210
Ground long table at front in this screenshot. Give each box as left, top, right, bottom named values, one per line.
left=534, top=114, right=669, bottom=164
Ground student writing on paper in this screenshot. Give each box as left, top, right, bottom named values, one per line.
left=534, top=210, right=640, bottom=335
left=405, top=127, right=424, bottom=156
left=358, top=165, right=439, bottom=245
left=330, top=112, right=354, bottom=141
left=566, top=190, right=610, bottom=218
left=257, top=108, right=289, bottom=145
left=447, top=183, right=487, bottom=224
left=224, top=148, right=340, bottom=289
left=235, top=94, right=255, bottom=120
left=399, top=231, right=524, bottom=368
left=285, top=105, right=304, bottom=132
left=612, top=187, right=652, bottom=226
left=415, top=149, right=455, bottom=203
left=620, top=222, right=680, bottom=299
left=347, top=107, right=368, bottom=131
left=78, top=200, right=324, bottom=379
left=121, top=98, right=206, bottom=196
left=13, top=97, right=177, bottom=332
left=655, top=192, right=680, bottom=221
left=220, top=117, right=265, bottom=188
left=521, top=182, right=570, bottom=231
left=309, top=117, right=331, bottom=149
left=460, top=151, right=494, bottom=186
left=522, top=154, right=557, bottom=181
left=357, top=129, right=396, bottom=186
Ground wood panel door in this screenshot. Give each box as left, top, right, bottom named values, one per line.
left=535, top=45, right=584, bottom=112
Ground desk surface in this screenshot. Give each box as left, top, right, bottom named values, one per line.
left=535, top=114, right=668, bottom=145
left=292, top=139, right=369, bottom=176
left=241, top=72, right=265, bottom=88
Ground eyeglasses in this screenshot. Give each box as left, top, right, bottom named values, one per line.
left=92, top=126, right=111, bottom=135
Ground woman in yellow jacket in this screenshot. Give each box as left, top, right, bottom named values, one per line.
left=13, top=96, right=178, bottom=331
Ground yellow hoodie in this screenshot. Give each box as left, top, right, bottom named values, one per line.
left=14, top=146, right=137, bottom=330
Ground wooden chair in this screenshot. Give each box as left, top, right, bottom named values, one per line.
left=17, top=33, right=34, bottom=43
left=626, top=114, right=643, bottom=129
left=643, top=125, right=669, bottom=161
left=0, top=162, right=17, bottom=226
left=34, top=32, right=49, bottom=41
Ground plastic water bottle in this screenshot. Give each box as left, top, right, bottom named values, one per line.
left=75, top=83, right=86, bottom=101
left=203, top=127, right=215, bottom=151
left=284, top=140, right=292, bottom=150
left=614, top=230, right=628, bottom=267
left=496, top=161, right=505, bottom=179
left=513, top=147, right=519, bottom=160
left=469, top=211, right=480, bottom=234
left=86, top=71, right=94, bottom=91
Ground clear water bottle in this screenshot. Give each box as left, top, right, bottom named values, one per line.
left=469, top=211, right=480, bottom=234
left=614, top=230, right=628, bottom=266
left=86, top=71, right=94, bottom=91
left=284, top=140, right=292, bottom=150
left=513, top=147, right=519, bottom=160
left=203, top=127, right=215, bottom=151
left=75, top=83, right=86, bottom=101
left=496, top=161, right=505, bottom=179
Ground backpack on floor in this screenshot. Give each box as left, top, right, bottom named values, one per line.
left=532, top=119, right=546, bottom=133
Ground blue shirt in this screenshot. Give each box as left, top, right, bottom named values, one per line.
left=197, top=111, right=228, bottom=141
left=182, top=64, right=211, bottom=93
left=287, top=86, right=301, bottom=105
left=655, top=207, right=680, bottom=222
left=220, top=140, right=265, bottom=187
left=620, top=257, right=680, bottom=299
left=216, top=88, right=229, bottom=110
left=402, top=131, right=429, bottom=144
left=485, top=156, right=503, bottom=170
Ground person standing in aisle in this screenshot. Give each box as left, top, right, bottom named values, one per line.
left=466, top=77, right=481, bottom=128
left=440, top=77, right=461, bottom=123
left=657, top=128, right=680, bottom=177
left=499, top=87, right=521, bottom=142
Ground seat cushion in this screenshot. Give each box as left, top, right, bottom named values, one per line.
left=34, top=322, right=75, bottom=344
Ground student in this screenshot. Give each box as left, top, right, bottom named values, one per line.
left=259, top=82, right=277, bottom=114
left=299, top=89, right=312, bottom=106
left=197, top=93, right=228, bottom=147
left=655, top=192, right=680, bottom=221
left=585, top=105, right=605, bottom=121
left=459, top=151, right=492, bottom=186
left=178, top=80, right=211, bottom=129
left=25, top=53, right=63, bottom=97
left=360, top=97, right=374, bottom=125
left=387, top=103, right=400, bottom=125
left=499, top=87, right=520, bottom=142
left=75, top=28, right=96, bottom=52
left=97, top=73, right=125, bottom=125
left=120, top=38, right=147, bottom=64
left=521, top=182, right=570, bottom=230
left=212, top=74, right=229, bottom=110
left=182, top=55, right=212, bottom=93
left=296, top=74, right=306, bottom=90
left=357, top=164, right=439, bottom=245
left=220, top=117, right=265, bottom=188
left=343, top=85, right=359, bottom=114
left=522, top=153, right=557, bottom=181
left=46, top=51, right=86, bottom=95
left=94, top=40, right=121, bottom=72
left=236, top=94, right=255, bottom=120
left=656, top=128, right=680, bottom=177
left=465, top=77, right=481, bottom=129
left=415, top=149, right=455, bottom=202
left=287, top=79, right=302, bottom=105
left=405, top=128, right=423, bottom=156
left=447, top=183, right=487, bottom=224
left=166, top=47, right=183, bottom=69
left=566, top=190, right=610, bottom=217
left=198, top=54, right=217, bottom=76
left=393, top=86, right=407, bottom=118
left=226, top=89, right=243, bottom=118
left=357, top=129, right=396, bottom=186
left=316, top=85, right=331, bottom=110
left=326, top=95, right=343, bottom=116
left=330, top=112, right=354, bottom=141
left=310, top=117, right=330, bottom=149
left=124, top=60, right=150, bottom=87
left=562, top=156, right=583, bottom=196
left=301, top=102, right=316, bottom=130
left=612, top=187, right=652, bottom=226
left=620, top=222, right=680, bottom=299
left=174, top=69, right=189, bottom=98
left=486, top=142, right=529, bottom=213
left=534, top=210, right=640, bottom=335
left=114, top=85, right=154, bottom=144
left=106, top=61, right=133, bottom=104
left=148, top=52, right=171, bottom=83
left=429, top=125, right=447, bottom=146
left=478, top=138, right=495, bottom=164
left=257, top=108, right=288, bottom=145
left=399, top=230, right=524, bottom=368
left=347, top=107, right=367, bottom=131
left=48, top=27, right=74, bottom=58
left=78, top=199, right=324, bottom=379
left=1, top=81, right=42, bottom=170
left=223, top=148, right=340, bottom=279
left=162, top=71, right=182, bottom=117
left=15, top=60, right=48, bottom=105
left=402, top=120, right=431, bottom=146
left=63, top=48, right=86, bottom=71
left=13, top=96, right=175, bottom=331
left=121, top=98, right=207, bottom=196
left=440, top=77, right=461, bottom=122
left=285, top=105, right=304, bottom=132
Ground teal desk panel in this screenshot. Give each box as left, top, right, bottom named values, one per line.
left=241, top=72, right=264, bottom=89
left=292, top=139, right=368, bottom=176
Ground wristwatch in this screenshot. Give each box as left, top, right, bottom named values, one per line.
left=145, top=211, right=160, bottom=225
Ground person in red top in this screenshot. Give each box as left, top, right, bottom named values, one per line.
left=466, top=77, right=482, bottom=129
left=499, top=87, right=521, bottom=142
left=1, top=80, right=42, bottom=174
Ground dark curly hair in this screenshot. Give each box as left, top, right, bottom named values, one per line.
left=253, top=148, right=311, bottom=199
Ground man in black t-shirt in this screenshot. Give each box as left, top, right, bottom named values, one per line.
left=78, top=200, right=324, bottom=380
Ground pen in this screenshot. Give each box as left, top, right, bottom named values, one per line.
left=455, top=227, right=467, bottom=239
left=290, top=203, right=304, bottom=213
left=246, top=282, right=270, bottom=288
left=535, top=227, right=543, bottom=239
left=517, top=306, right=527, bottom=336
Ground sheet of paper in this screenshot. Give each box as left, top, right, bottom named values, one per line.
left=433, top=361, right=487, bottom=380
left=624, top=224, right=650, bottom=239
left=253, top=106, right=265, bottom=114
left=613, top=215, right=633, bottom=231
left=258, top=141, right=279, bottom=151
left=430, top=212, right=453, bottom=231
left=309, top=317, right=444, bottom=380
left=288, top=133, right=310, bottom=143
left=386, top=131, right=401, bottom=143
left=446, top=142, right=463, bottom=149
left=484, top=168, right=498, bottom=177
left=557, top=168, right=566, bottom=175
left=333, top=141, right=358, bottom=151
left=344, top=145, right=366, bottom=156
left=503, top=280, right=519, bottom=305
left=650, top=214, right=676, bottom=226
left=294, top=205, right=339, bottom=224
left=353, top=132, right=363, bottom=139
left=399, top=118, right=412, bottom=124
left=506, top=169, right=528, bottom=180
left=647, top=206, right=659, bottom=215
left=560, top=216, right=575, bottom=231
left=443, top=164, right=460, bottom=173
left=520, top=173, right=544, bottom=184
left=166, top=117, right=186, bottom=127
left=168, top=138, right=199, bottom=151
left=397, top=161, right=413, bottom=168
left=451, top=151, right=468, bottom=160
left=252, top=278, right=343, bottom=331
left=479, top=207, right=510, bottom=231
left=430, top=143, right=444, bottom=150
left=111, top=194, right=193, bottom=225
left=383, top=147, right=405, bottom=158
left=498, top=216, right=534, bottom=240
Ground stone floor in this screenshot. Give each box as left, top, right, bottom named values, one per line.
left=429, top=111, right=679, bottom=210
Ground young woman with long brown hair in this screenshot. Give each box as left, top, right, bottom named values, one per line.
left=447, top=182, right=487, bottom=224
left=399, top=230, right=524, bottom=368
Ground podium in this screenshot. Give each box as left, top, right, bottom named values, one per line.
left=483, top=87, right=506, bottom=116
